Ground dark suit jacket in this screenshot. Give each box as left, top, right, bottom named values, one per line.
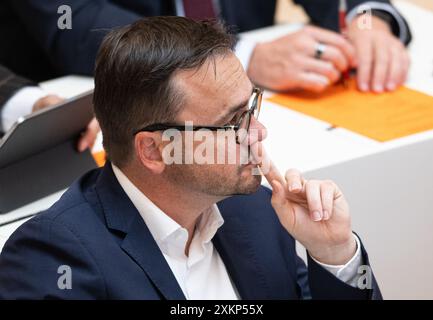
left=0, top=66, right=35, bottom=133
left=0, top=163, right=382, bottom=299
left=1, top=0, right=410, bottom=81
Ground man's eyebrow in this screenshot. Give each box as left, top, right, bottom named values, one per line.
left=216, top=86, right=255, bottom=124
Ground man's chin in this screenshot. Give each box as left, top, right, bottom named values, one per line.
left=234, top=171, right=262, bottom=195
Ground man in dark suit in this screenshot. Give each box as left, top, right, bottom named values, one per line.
left=0, top=65, right=98, bottom=151
left=3, top=0, right=410, bottom=93
left=0, top=17, right=381, bottom=299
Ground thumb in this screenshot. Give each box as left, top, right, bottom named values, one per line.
left=78, top=118, right=100, bottom=152
left=78, top=133, right=90, bottom=152
left=78, top=126, right=95, bottom=152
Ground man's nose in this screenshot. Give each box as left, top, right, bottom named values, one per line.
left=247, top=117, right=267, bottom=145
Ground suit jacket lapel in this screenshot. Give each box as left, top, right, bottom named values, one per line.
left=121, top=214, right=186, bottom=300
left=94, top=163, right=271, bottom=300
left=95, top=163, right=185, bottom=300
left=213, top=204, right=271, bottom=299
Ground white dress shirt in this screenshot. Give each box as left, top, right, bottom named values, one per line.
left=112, top=164, right=239, bottom=299
left=1, top=86, right=46, bottom=132
left=112, top=164, right=364, bottom=299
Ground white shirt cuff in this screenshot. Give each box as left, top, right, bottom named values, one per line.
left=1, top=86, right=46, bottom=132
left=235, top=38, right=258, bottom=71
left=346, top=1, right=409, bottom=44
left=310, top=234, right=363, bottom=288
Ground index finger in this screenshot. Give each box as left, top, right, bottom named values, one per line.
left=285, top=169, right=304, bottom=193
left=250, top=144, right=286, bottom=187
left=262, top=159, right=286, bottom=188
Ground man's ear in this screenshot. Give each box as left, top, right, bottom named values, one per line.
left=134, top=132, right=165, bottom=174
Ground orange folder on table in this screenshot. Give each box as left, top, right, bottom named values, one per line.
left=267, top=79, right=433, bottom=142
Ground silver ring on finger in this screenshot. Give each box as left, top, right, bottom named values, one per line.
left=314, top=43, right=326, bottom=60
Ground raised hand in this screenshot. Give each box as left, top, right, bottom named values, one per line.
left=260, top=155, right=356, bottom=265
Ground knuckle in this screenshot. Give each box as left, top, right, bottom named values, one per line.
left=376, top=55, right=388, bottom=66
left=303, top=25, right=314, bottom=33
left=358, top=66, right=371, bottom=78
left=299, top=40, right=313, bottom=53
left=374, top=64, right=387, bottom=77
left=359, top=54, right=372, bottom=66
left=286, top=168, right=300, bottom=176
left=310, top=200, right=322, bottom=210
left=334, top=52, right=347, bottom=65
left=322, top=180, right=335, bottom=189
left=306, top=180, right=318, bottom=188
left=312, top=84, right=327, bottom=93
left=291, top=54, right=303, bottom=65
left=335, top=37, right=346, bottom=48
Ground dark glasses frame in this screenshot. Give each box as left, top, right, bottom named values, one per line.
left=134, top=87, right=263, bottom=144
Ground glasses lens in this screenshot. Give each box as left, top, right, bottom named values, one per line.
left=236, top=88, right=262, bottom=144
left=236, top=112, right=251, bottom=143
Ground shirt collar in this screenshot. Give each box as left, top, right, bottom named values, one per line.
left=111, top=164, right=224, bottom=255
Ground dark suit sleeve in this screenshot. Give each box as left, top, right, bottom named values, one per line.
left=293, top=0, right=411, bottom=45
left=0, top=216, right=107, bottom=299
left=261, top=186, right=381, bottom=300
left=8, top=0, right=143, bottom=76
left=0, top=66, right=36, bottom=133
left=286, top=222, right=381, bottom=299
left=301, top=236, right=383, bottom=300
left=0, top=66, right=34, bottom=113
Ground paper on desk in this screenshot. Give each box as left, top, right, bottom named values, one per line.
left=267, top=79, right=433, bottom=142
left=93, top=151, right=106, bottom=167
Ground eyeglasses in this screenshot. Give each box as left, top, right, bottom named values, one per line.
left=134, top=87, right=263, bottom=144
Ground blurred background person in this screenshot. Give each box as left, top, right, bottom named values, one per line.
left=0, top=65, right=99, bottom=151
left=0, top=0, right=411, bottom=93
